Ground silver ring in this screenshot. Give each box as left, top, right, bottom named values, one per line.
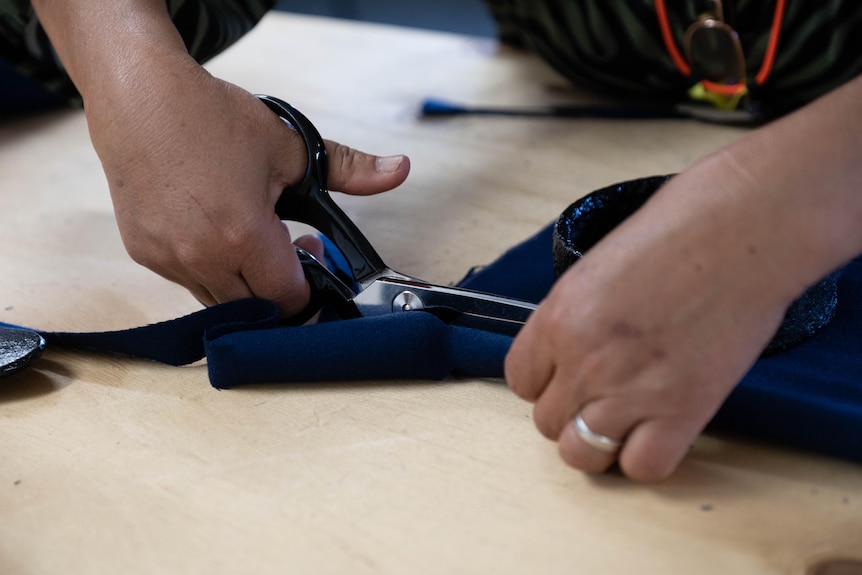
left=573, top=413, right=623, bottom=453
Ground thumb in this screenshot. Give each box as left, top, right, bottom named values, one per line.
left=324, top=139, right=410, bottom=196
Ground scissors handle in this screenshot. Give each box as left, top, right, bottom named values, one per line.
left=288, top=247, right=361, bottom=324
left=256, top=95, right=387, bottom=284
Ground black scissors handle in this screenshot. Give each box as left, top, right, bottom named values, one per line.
left=256, top=95, right=537, bottom=333
left=289, top=247, right=361, bottom=324
left=256, top=95, right=387, bottom=284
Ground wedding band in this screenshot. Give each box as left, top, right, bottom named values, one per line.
left=573, top=413, right=623, bottom=453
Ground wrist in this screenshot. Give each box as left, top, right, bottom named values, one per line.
left=676, top=78, right=862, bottom=303
left=728, top=78, right=862, bottom=287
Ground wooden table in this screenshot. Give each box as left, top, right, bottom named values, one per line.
left=2, top=13, right=860, bottom=575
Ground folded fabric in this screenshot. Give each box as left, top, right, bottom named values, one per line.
left=4, top=225, right=861, bottom=464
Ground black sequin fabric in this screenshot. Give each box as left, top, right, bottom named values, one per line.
left=552, top=175, right=838, bottom=355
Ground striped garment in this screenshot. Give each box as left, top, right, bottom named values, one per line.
left=0, top=0, right=273, bottom=106
left=484, top=0, right=862, bottom=117
left=2, top=1, right=860, bottom=117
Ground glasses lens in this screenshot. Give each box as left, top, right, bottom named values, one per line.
left=687, top=20, right=745, bottom=83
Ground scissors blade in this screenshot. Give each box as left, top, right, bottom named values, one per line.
left=352, top=276, right=536, bottom=335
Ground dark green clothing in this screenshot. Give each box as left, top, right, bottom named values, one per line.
left=485, top=0, right=862, bottom=116
left=0, top=0, right=273, bottom=106
left=2, top=1, right=860, bottom=117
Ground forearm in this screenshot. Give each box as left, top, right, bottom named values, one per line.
left=669, top=74, right=862, bottom=296
left=30, top=0, right=195, bottom=105
left=741, top=74, right=862, bottom=264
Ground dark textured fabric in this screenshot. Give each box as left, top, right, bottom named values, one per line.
left=711, top=263, right=862, bottom=461
left=0, top=0, right=274, bottom=106
left=0, top=55, right=64, bottom=113
left=5, top=227, right=862, bottom=464
left=483, top=0, right=862, bottom=115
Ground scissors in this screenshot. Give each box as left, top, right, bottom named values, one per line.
left=256, top=95, right=537, bottom=335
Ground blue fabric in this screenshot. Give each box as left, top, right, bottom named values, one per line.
left=712, top=262, right=862, bottom=461
left=4, top=225, right=861, bottom=464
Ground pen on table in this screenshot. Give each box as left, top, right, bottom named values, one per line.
left=420, top=97, right=686, bottom=120
left=419, top=97, right=762, bottom=123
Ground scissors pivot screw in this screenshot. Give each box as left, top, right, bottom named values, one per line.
left=392, top=291, right=424, bottom=313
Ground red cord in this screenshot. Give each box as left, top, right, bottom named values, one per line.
left=656, top=0, right=691, bottom=77
left=655, top=0, right=785, bottom=86
left=755, top=0, right=785, bottom=85
left=701, top=79, right=747, bottom=96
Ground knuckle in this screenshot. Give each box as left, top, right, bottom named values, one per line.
left=165, top=237, right=222, bottom=281
left=542, top=299, right=577, bottom=335
left=575, top=353, right=606, bottom=391
left=532, top=402, right=562, bottom=440
left=169, top=236, right=204, bottom=266
left=219, top=222, right=256, bottom=252
left=125, top=241, right=167, bottom=271
left=124, top=243, right=152, bottom=268
left=503, top=352, right=530, bottom=397
left=332, top=142, right=361, bottom=174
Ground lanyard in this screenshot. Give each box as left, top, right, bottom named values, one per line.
left=655, top=0, right=786, bottom=108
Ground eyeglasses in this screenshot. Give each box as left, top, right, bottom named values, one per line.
left=656, top=0, right=786, bottom=104
left=684, top=0, right=746, bottom=87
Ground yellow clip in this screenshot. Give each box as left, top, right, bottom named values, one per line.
left=687, top=80, right=748, bottom=111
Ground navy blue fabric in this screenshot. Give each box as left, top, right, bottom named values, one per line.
left=711, top=261, right=862, bottom=462
left=205, top=313, right=512, bottom=385
left=42, top=298, right=281, bottom=366
left=5, top=225, right=862, bottom=464
left=457, top=224, right=556, bottom=303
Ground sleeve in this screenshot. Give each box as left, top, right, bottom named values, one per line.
left=0, top=0, right=274, bottom=107
left=480, top=0, right=862, bottom=116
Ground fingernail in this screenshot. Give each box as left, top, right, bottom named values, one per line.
left=376, top=155, right=404, bottom=173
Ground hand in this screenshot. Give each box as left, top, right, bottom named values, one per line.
left=504, top=165, right=801, bottom=482
left=85, top=56, right=409, bottom=317
left=505, top=73, right=862, bottom=482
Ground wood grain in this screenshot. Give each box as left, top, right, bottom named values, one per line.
left=1, top=13, right=859, bottom=575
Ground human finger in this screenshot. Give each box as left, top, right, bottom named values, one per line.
left=237, top=213, right=311, bottom=318
left=504, top=308, right=560, bottom=402
left=617, top=416, right=702, bottom=482
left=557, top=399, right=638, bottom=475
left=293, top=233, right=325, bottom=262
left=324, top=139, right=410, bottom=196
left=202, top=275, right=255, bottom=305
left=133, top=251, right=248, bottom=309
left=188, top=284, right=217, bottom=308
left=530, top=368, right=591, bottom=440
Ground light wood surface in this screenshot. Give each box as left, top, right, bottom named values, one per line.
left=1, top=13, right=860, bottom=575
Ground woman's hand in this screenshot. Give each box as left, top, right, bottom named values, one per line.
left=505, top=164, right=794, bottom=482
left=505, top=70, right=862, bottom=481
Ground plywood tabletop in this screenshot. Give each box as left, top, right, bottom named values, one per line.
left=1, top=12, right=859, bottom=575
